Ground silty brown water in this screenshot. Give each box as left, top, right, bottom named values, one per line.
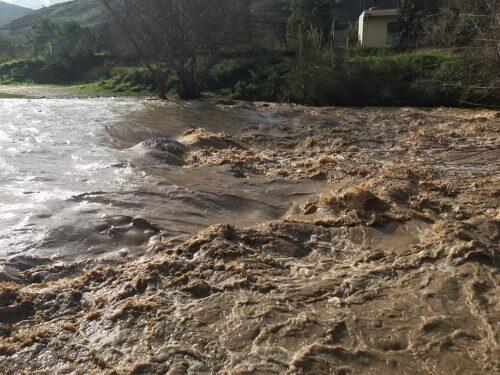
left=0, top=98, right=324, bottom=264
left=0, top=99, right=498, bottom=374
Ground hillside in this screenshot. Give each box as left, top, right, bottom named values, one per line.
left=4, top=0, right=292, bottom=34
left=5, top=0, right=105, bottom=31
left=4, top=1, right=68, bottom=9
left=5, top=0, right=402, bottom=33
left=5, top=0, right=290, bottom=32
left=3, top=0, right=42, bottom=9
left=0, top=0, right=32, bottom=27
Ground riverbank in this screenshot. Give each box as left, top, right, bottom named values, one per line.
left=0, top=83, right=153, bottom=99
left=2, top=48, right=498, bottom=107
left=0, top=101, right=498, bottom=373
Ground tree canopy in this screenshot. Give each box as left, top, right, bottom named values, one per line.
left=101, top=0, right=251, bottom=99
left=27, top=17, right=96, bottom=59
left=287, top=0, right=333, bottom=49
left=398, top=0, right=499, bottom=52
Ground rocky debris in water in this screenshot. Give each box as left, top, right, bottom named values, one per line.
left=100, top=216, right=160, bottom=246
left=136, top=137, right=188, bottom=166
left=0, top=104, right=498, bottom=374
left=0, top=266, right=22, bottom=283
left=472, top=210, right=500, bottom=241
left=335, top=187, right=388, bottom=212
left=138, top=137, right=187, bottom=157
left=180, top=128, right=245, bottom=150
left=181, top=279, right=212, bottom=298
left=30, top=214, right=161, bottom=258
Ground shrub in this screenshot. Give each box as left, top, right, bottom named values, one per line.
left=282, top=48, right=461, bottom=106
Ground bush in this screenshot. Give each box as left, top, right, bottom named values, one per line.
left=432, top=53, right=500, bottom=107
left=282, top=48, right=461, bottom=106
left=206, top=52, right=288, bottom=101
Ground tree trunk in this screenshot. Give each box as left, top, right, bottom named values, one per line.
left=179, top=76, right=200, bottom=100
left=176, top=57, right=201, bottom=100
left=158, top=83, right=167, bottom=100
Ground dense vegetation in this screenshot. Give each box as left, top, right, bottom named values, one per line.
left=0, top=0, right=498, bottom=106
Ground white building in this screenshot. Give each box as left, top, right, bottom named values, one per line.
left=358, top=8, right=399, bottom=47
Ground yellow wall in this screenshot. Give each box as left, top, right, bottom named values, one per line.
left=359, top=14, right=398, bottom=47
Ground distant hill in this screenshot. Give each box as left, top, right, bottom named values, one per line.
left=0, top=0, right=32, bottom=27
left=3, top=1, right=43, bottom=9
left=3, top=1, right=68, bottom=10
left=5, top=0, right=105, bottom=31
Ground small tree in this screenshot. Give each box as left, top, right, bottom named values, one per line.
left=100, top=0, right=251, bottom=99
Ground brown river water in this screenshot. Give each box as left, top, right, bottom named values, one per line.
left=0, top=97, right=498, bottom=374
left=0, top=99, right=323, bottom=263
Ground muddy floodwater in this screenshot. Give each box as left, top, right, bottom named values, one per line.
left=0, top=99, right=322, bottom=262
left=0, top=97, right=498, bottom=374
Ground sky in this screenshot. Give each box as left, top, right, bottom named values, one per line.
left=2, top=0, right=68, bottom=9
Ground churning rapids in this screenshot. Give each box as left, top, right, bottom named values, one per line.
left=0, top=99, right=321, bottom=263
left=0, top=97, right=498, bottom=374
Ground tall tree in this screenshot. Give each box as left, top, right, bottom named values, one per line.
left=27, top=18, right=96, bottom=59
left=398, top=0, right=498, bottom=50
left=287, top=0, right=333, bottom=49
left=397, top=0, right=499, bottom=105
left=56, top=21, right=96, bottom=58
left=397, top=0, right=440, bottom=47
left=100, top=0, right=250, bottom=99
left=27, top=17, right=59, bottom=57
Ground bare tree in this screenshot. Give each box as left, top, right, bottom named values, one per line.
left=101, top=0, right=250, bottom=99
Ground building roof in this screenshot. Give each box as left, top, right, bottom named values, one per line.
left=361, top=8, right=399, bottom=17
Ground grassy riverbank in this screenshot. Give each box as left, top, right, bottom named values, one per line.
left=2, top=48, right=496, bottom=106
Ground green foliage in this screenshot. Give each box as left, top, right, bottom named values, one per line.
left=27, top=17, right=97, bottom=59
left=0, top=17, right=103, bottom=84
left=398, top=0, right=499, bottom=49
left=397, top=0, right=439, bottom=47
left=283, top=48, right=460, bottom=106
left=396, top=0, right=499, bottom=105
left=56, top=21, right=97, bottom=58
left=283, top=48, right=340, bottom=105
left=205, top=52, right=287, bottom=101
left=0, top=58, right=44, bottom=84
left=27, top=17, right=59, bottom=57
left=3, top=47, right=495, bottom=106
left=432, top=53, right=500, bottom=107
left=0, top=37, right=18, bottom=63
left=0, top=55, right=106, bottom=85
left=88, top=66, right=176, bottom=94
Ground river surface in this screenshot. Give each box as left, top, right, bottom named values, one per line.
left=0, top=98, right=321, bottom=263
left=0, top=98, right=498, bottom=374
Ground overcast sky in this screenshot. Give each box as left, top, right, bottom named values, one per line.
left=3, top=0, right=69, bottom=9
